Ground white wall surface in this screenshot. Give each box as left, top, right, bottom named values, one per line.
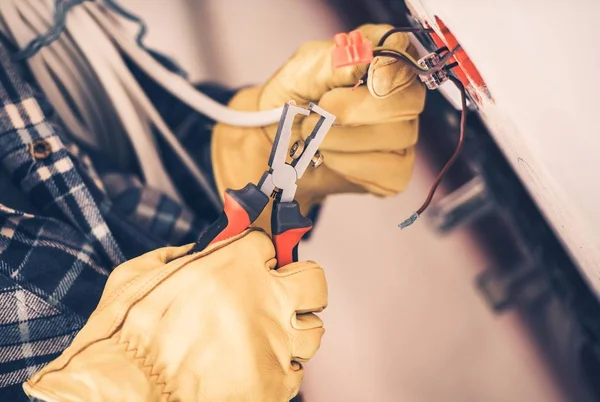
left=118, top=1, right=567, bottom=400
left=407, top=0, right=600, bottom=298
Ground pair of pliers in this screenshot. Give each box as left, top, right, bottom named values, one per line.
left=188, top=101, right=335, bottom=267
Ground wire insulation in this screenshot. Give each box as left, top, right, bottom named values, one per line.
left=84, top=4, right=284, bottom=127
left=13, top=0, right=187, bottom=78
left=12, top=0, right=90, bottom=61
left=101, top=0, right=187, bottom=77
left=377, top=27, right=434, bottom=47
left=399, top=74, right=467, bottom=229
left=373, top=45, right=461, bottom=76
left=416, top=75, right=466, bottom=215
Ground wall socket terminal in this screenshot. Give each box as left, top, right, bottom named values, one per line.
left=418, top=52, right=449, bottom=90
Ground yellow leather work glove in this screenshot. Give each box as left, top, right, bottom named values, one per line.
left=23, top=229, right=327, bottom=402
left=212, top=24, right=426, bottom=232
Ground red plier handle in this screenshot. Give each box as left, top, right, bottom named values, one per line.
left=188, top=101, right=335, bottom=267
left=271, top=200, right=313, bottom=267
left=188, top=186, right=313, bottom=268
left=188, top=183, right=269, bottom=254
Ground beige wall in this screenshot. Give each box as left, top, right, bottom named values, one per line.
left=119, top=1, right=566, bottom=400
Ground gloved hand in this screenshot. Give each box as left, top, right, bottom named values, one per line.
left=23, top=229, right=327, bottom=402
left=212, top=24, right=426, bottom=232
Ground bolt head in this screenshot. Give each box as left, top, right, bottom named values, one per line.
left=289, top=140, right=305, bottom=159
left=311, top=152, right=324, bottom=168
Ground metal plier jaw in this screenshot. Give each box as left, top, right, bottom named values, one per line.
left=258, top=101, right=336, bottom=202
left=189, top=101, right=335, bottom=267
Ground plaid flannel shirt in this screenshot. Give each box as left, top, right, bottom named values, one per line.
left=0, top=40, right=235, bottom=401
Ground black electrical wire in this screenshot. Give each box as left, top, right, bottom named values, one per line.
left=377, top=27, right=434, bottom=47
left=445, top=61, right=460, bottom=70
left=351, top=26, right=469, bottom=229
left=358, top=27, right=468, bottom=228
left=357, top=42, right=460, bottom=85
left=373, top=45, right=461, bottom=76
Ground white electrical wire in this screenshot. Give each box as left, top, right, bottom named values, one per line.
left=72, top=5, right=222, bottom=208
left=0, top=1, right=99, bottom=148
left=0, top=0, right=132, bottom=165
left=0, top=0, right=280, bottom=209
left=83, top=3, right=284, bottom=127
left=0, top=0, right=182, bottom=201
left=14, top=1, right=119, bottom=151
left=70, top=4, right=223, bottom=207
left=66, top=4, right=182, bottom=200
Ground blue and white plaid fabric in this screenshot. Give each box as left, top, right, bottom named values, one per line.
left=0, top=40, right=231, bottom=400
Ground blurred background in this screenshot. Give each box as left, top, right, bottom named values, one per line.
left=116, top=1, right=600, bottom=401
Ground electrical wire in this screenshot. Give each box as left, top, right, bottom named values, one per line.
left=399, top=74, right=467, bottom=229
left=356, top=41, right=460, bottom=88
left=67, top=3, right=183, bottom=200
left=15, top=0, right=115, bottom=149
left=101, top=0, right=187, bottom=77
left=353, top=26, right=468, bottom=228
left=0, top=0, right=283, bottom=211
left=1, top=0, right=185, bottom=201
left=13, top=0, right=187, bottom=77
left=445, top=61, right=460, bottom=70
left=85, top=4, right=284, bottom=127
left=376, top=27, right=434, bottom=47
left=372, top=45, right=461, bottom=76
left=4, top=1, right=283, bottom=128
left=12, top=0, right=90, bottom=61
left=1, top=0, right=107, bottom=150
left=101, top=0, right=147, bottom=47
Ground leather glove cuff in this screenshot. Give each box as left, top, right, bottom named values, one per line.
left=23, top=335, right=154, bottom=402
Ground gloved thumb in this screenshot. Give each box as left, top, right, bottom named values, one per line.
left=365, top=26, right=419, bottom=98
left=260, top=24, right=417, bottom=109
